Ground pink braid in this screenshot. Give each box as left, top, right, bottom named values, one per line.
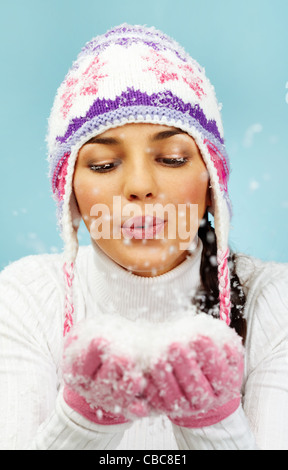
left=217, top=248, right=231, bottom=326
left=63, top=262, right=75, bottom=337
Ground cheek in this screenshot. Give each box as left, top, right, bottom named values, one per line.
left=73, top=172, right=121, bottom=235
left=73, top=173, right=102, bottom=219
left=172, top=170, right=209, bottom=205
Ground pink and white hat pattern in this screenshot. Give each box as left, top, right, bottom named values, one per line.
left=47, top=24, right=232, bottom=335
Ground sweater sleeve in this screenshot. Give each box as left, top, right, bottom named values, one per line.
left=172, top=262, right=288, bottom=451
left=0, top=255, right=129, bottom=450
left=171, top=405, right=258, bottom=450
left=241, top=267, right=288, bottom=450
left=27, top=392, right=131, bottom=450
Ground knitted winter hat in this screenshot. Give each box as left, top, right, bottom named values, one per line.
left=47, top=24, right=232, bottom=336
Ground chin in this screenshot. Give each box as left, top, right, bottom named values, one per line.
left=122, top=254, right=185, bottom=277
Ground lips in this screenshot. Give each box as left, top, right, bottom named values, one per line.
left=122, top=216, right=166, bottom=239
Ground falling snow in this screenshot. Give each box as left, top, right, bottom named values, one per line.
left=249, top=180, right=260, bottom=191
left=243, top=123, right=262, bottom=148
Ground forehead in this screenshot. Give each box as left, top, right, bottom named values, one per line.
left=85, top=123, right=192, bottom=146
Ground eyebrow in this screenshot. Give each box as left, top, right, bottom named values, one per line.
left=151, top=129, right=187, bottom=141
left=85, top=128, right=187, bottom=145
left=85, top=136, right=119, bottom=145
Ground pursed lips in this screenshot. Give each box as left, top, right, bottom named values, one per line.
left=121, top=216, right=166, bottom=239
left=122, top=216, right=165, bottom=229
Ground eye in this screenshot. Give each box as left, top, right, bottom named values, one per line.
left=156, top=156, right=188, bottom=167
left=89, top=161, right=121, bottom=173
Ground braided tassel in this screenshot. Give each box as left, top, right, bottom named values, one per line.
left=63, top=262, right=75, bottom=336
left=217, top=248, right=231, bottom=326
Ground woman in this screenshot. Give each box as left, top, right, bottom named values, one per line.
left=0, top=24, right=288, bottom=450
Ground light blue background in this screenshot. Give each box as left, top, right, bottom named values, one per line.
left=0, top=0, right=287, bottom=270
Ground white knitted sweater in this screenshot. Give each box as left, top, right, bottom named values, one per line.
left=0, top=240, right=288, bottom=450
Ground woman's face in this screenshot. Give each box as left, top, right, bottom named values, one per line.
left=73, top=123, right=211, bottom=276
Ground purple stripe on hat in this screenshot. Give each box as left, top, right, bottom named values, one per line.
left=49, top=104, right=228, bottom=181
left=56, top=87, right=223, bottom=145
left=103, top=24, right=174, bottom=44
left=80, top=36, right=188, bottom=62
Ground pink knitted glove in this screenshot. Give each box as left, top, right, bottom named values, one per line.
left=62, top=314, right=244, bottom=427
left=62, top=333, right=148, bottom=425
left=144, top=333, right=244, bottom=428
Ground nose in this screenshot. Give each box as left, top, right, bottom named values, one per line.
left=123, top=160, right=158, bottom=202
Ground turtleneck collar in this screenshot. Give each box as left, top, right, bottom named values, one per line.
left=87, top=239, right=203, bottom=323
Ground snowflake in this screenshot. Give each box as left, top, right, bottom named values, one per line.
left=142, top=49, right=179, bottom=84
left=59, top=56, right=108, bottom=119
left=178, top=64, right=206, bottom=99
left=80, top=56, right=108, bottom=96
left=60, top=76, right=79, bottom=119
left=142, top=50, right=206, bottom=101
